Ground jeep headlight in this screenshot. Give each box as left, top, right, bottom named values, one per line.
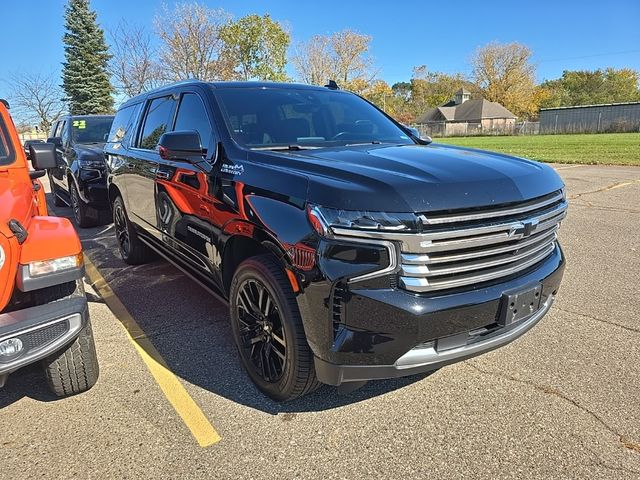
left=0, top=245, right=5, bottom=270
left=28, top=253, right=83, bottom=277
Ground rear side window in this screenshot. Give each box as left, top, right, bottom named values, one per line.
left=138, top=96, right=176, bottom=150
left=0, top=115, right=16, bottom=166
left=108, top=103, right=141, bottom=144
left=173, top=93, right=213, bottom=148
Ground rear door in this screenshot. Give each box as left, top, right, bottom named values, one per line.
left=127, top=94, right=177, bottom=234
left=155, top=89, right=220, bottom=279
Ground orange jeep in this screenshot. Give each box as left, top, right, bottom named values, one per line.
left=0, top=99, right=98, bottom=396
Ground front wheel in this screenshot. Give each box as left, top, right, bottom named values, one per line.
left=42, top=319, right=99, bottom=397
left=229, top=255, right=320, bottom=401
left=70, top=181, right=96, bottom=228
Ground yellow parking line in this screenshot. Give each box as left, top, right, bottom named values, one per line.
left=84, top=256, right=221, bottom=448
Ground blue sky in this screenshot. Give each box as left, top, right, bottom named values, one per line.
left=1, top=0, right=639, bottom=99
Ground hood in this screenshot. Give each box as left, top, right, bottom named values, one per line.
left=75, top=143, right=105, bottom=157
left=253, top=144, right=564, bottom=213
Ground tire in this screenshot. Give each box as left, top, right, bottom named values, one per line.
left=42, top=319, right=99, bottom=397
left=70, top=181, right=96, bottom=228
left=49, top=174, right=66, bottom=207
left=113, top=196, right=155, bottom=265
left=230, top=254, right=320, bottom=401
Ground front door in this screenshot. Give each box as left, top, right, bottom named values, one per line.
left=154, top=90, right=222, bottom=285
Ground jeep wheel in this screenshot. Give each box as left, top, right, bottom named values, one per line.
left=113, top=196, right=155, bottom=265
left=70, top=181, right=96, bottom=228
left=42, top=319, right=99, bottom=397
left=230, top=255, right=320, bottom=401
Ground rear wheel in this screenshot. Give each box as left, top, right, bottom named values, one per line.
left=230, top=255, right=320, bottom=401
left=113, top=196, right=155, bottom=265
left=42, top=320, right=99, bottom=397
left=70, top=181, right=96, bottom=228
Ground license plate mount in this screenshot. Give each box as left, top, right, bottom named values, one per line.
left=499, top=284, right=543, bottom=326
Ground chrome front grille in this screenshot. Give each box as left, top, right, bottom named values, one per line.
left=399, top=191, right=567, bottom=292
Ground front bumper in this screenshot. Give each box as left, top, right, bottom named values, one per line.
left=299, top=244, right=565, bottom=386
left=0, top=288, right=88, bottom=381
left=77, top=169, right=109, bottom=207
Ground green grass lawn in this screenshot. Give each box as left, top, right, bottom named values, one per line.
left=436, top=133, right=640, bottom=166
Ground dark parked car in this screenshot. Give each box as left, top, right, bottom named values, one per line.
left=22, top=139, right=44, bottom=159
left=47, top=115, right=114, bottom=227
left=105, top=81, right=566, bottom=401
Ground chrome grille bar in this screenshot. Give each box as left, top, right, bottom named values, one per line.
left=420, top=190, right=564, bottom=225
left=398, top=193, right=566, bottom=292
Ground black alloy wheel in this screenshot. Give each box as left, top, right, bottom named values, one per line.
left=112, top=196, right=155, bottom=265
left=235, top=278, right=287, bottom=383
left=230, top=255, right=320, bottom=401
left=113, top=199, right=131, bottom=258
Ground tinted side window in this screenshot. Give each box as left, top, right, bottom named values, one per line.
left=173, top=93, right=213, bottom=147
left=138, top=96, right=176, bottom=150
left=108, top=103, right=141, bottom=144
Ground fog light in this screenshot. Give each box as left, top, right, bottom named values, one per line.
left=0, top=338, right=24, bottom=359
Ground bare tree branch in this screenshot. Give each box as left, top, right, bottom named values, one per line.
left=292, top=29, right=375, bottom=88
left=109, top=20, right=163, bottom=97
left=7, top=72, right=66, bottom=133
left=154, top=3, right=234, bottom=81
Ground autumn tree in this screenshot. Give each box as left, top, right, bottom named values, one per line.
left=154, top=3, right=233, bottom=81
left=540, top=68, right=640, bottom=108
left=410, top=66, right=472, bottom=117
left=292, top=30, right=375, bottom=88
left=109, top=20, right=163, bottom=97
left=219, top=14, right=290, bottom=81
left=7, top=72, right=66, bottom=133
left=471, top=42, right=538, bottom=118
left=62, top=0, right=114, bottom=114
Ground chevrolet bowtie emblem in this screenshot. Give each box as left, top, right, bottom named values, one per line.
left=509, top=219, right=539, bottom=238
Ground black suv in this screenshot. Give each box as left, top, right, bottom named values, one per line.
left=48, top=115, right=114, bottom=227
left=105, top=81, right=566, bottom=401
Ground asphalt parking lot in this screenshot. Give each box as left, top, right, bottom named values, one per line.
left=1, top=164, right=639, bottom=479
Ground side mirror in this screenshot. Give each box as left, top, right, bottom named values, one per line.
left=47, top=136, right=62, bottom=148
left=405, top=126, right=432, bottom=145
left=158, top=131, right=203, bottom=162
left=29, top=143, right=57, bottom=171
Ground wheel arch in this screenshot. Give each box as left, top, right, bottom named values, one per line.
left=221, top=232, right=293, bottom=296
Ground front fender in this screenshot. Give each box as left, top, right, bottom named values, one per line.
left=19, top=216, right=82, bottom=264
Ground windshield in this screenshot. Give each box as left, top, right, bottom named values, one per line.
left=0, top=116, right=16, bottom=166
left=213, top=87, right=414, bottom=149
left=71, top=116, right=114, bottom=144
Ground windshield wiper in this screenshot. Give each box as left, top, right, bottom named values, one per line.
left=344, top=141, right=382, bottom=146
left=251, top=145, right=320, bottom=151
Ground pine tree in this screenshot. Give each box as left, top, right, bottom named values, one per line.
left=61, top=0, right=114, bottom=114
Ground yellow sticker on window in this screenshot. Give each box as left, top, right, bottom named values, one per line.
left=72, top=120, right=86, bottom=129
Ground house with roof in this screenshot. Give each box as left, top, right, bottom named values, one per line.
left=416, top=88, right=517, bottom=136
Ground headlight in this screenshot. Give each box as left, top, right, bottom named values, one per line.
left=0, top=245, right=5, bottom=270
left=28, top=253, right=83, bottom=277
left=308, top=205, right=419, bottom=236
left=78, top=157, right=104, bottom=168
